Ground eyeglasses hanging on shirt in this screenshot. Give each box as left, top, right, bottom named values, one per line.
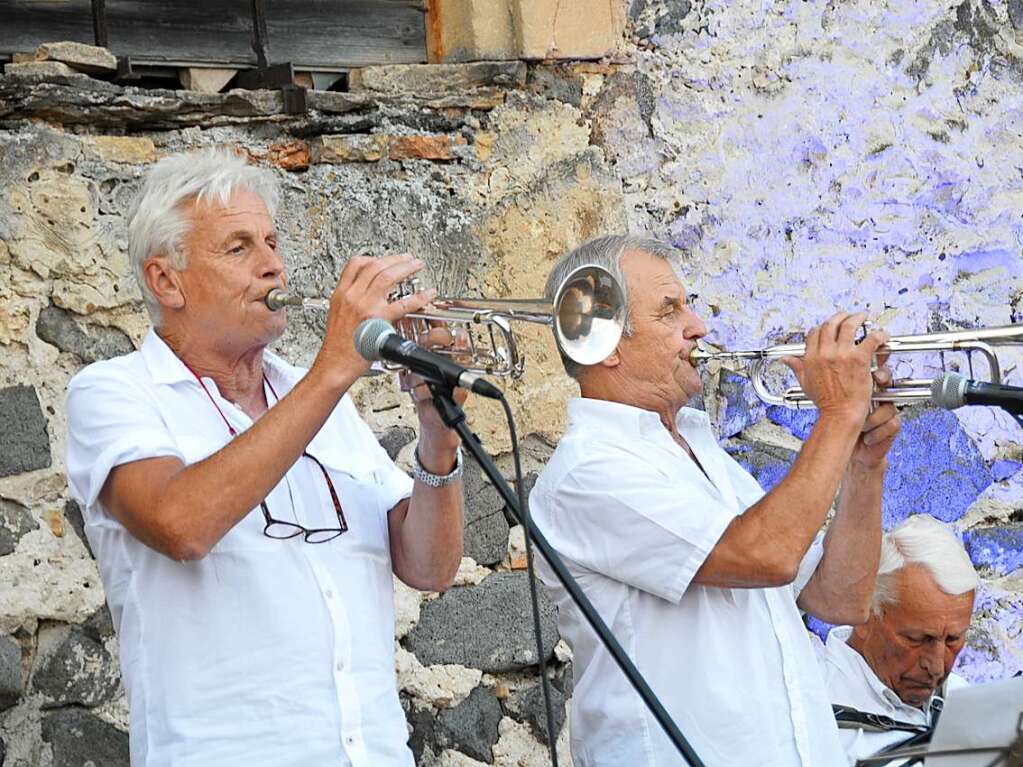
left=184, top=364, right=349, bottom=544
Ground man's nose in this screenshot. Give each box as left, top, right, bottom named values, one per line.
left=919, top=642, right=945, bottom=678
left=259, top=243, right=285, bottom=280
left=684, top=308, right=708, bottom=340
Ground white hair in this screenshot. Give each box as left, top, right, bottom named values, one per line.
left=871, top=514, right=979, bottom=615
left=544, top=234, right=690, bottom=379
left=127, top=148, right=279, bottom=324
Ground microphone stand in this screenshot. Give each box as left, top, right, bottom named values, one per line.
left=426, top=382, right=706, bottom=767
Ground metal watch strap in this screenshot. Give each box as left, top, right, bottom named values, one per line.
left=412, top=447, right=463, bottom=487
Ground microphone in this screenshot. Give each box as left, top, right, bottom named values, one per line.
left=354, top=318, right=503, bottom=400
left=931, top=372, right=1023, bottom=415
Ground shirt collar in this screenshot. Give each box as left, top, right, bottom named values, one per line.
left=827, top=625, right=919, bottom=711
left=566, top=397, right=712, bottom=441
left=140, top=328, right=294, bottom=388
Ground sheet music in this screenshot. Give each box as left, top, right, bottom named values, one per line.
left=925, top=676, right=1023, bottom=766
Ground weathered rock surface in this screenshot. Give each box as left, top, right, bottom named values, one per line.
left=0, top=635, right=22, bottom=711
left=36, top=304, right=134, bottom=363
left=503, top=682, right=566, bottom=746
left=0, top=498, right=39, bottom=556
left=35, top=42, right=117, bottom=74
left=436, top=685, right=504, bottom=762
left=0, top=386, right=51, bottom=478
left=41, top=708, right=129, bottom=767
left=462, top=465, right=510, bottom=566
left=32, top=626, right=120, bottom=707
left=406, top=572, right=558, bottom=672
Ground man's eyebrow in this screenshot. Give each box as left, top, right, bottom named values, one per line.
left=219, top=229, right=277, bottom=246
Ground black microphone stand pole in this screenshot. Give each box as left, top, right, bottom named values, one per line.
left=426, top=382, right=706, bottom=767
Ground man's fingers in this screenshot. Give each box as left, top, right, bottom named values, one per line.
left=337, top=254, right=376, bottom=292
left=835, top=311, right=868, bottom=347
left=817, top=312, right=852, bottom=347
left=862, top=402, right=898, bottom=432
left=862, top=412, right=901, bottom=446
left=350, top=254, right=421, bottom=295
left=383, top=288, right=437, bottom=323
left=872, top=365, right=894, bottom=389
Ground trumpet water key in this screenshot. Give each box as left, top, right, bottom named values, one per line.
left=264, top=264, right=626, bottom=378
left=690, top=324, right=1023, bottom=409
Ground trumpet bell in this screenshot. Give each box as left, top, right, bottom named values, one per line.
left=554, top=265, right=625, bottom=367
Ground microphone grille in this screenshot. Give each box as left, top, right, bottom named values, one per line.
left=931, top=372, right=968, bottom=410
left=354, top=318, right=396, bottom=363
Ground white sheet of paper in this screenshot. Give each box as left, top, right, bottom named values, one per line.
left=925, top=676, right=1023, bottom=766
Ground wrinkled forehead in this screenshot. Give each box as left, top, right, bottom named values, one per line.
left=181, top=189, right=275, bottom=234
left=886, top=565, right=975, bottom=635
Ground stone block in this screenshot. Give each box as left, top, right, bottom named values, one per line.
left=35, top=41, right=117, bottom=74
left=436, top=685, right=503, bottom=762
left=36, top=304, right=134, bottom=363
left=388, top=135, right=455, bottom=161
left=513, top=0, right=626, bottom=59
left=350, top=61, right=526, bottom=93
left=428, top=0, right=517, bottom=63
left=463, top=465, right=510, bottom=566
left=378, top=426, right=416, bottom=460
left=179, top=67, right=238, bottom=94
left=312, top=134, right=388, bottom=164
left=0, top=635, right=22, bottom=712
left=405, top=571, right=558, bottom=672
left=725, top=439, right=797, bottom=494
left=0, top=498, right=39, bottom=556
left=81, top=604, right=115, bottom=644
left=0, top=386, right=52, bottom=478
left=41, top=708, right=129, bottom=767
left=880, top=406, right=993, bottom=529
left=32, top=626, right=120, bottom=707
left=4, top=61, right=77, bottom=78
left=428, top=0, right=624, bottom=62
left=964, top=524, right=1023, bottom=575
left=81, top=136, right=158, bottom=165
left=503, top=682, right=565, bottom=745
left=64, top=499, right=93, bottom=558
left=268, top=140, right=310, bottom=171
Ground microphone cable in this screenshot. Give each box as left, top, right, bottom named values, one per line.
left=497, top=391, right=560, bottom=766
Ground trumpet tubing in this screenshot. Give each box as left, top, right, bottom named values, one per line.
left=264, top=264, right=626, bottom=377
left=691, top=324, right=1023, bottom=409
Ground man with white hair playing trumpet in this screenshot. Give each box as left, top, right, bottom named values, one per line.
left=65, top=148, right=465, bottom=766
left=819, top=514, right=979, bottom=765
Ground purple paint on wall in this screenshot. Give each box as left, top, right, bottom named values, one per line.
left=881, top=407, right=993, bottom=529
left=963, top=525, right=1023, bottom=576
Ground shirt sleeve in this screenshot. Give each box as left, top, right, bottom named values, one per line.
left=793, top=530, right=826, bottom=597
left=543, top=450, right=735, bottom=603
left=65, top=366, right=184, bottom=514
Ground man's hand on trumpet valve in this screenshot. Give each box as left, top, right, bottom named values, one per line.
left=851, top=363, right=901, bottom=469
left=399, top=324, right=469, bottom=471
left=313, top=253, right=438, bottom=380
left=779, top=311, right=890, bottom=425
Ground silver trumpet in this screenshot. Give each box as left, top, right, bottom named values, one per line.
left=264, top=264, right=626, bottom=378
left=690, top=324, right=1023, bottom=409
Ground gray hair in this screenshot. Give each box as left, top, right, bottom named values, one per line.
left=127, top=148, right=279, bottom=324
left=544, top=234, right=688, bottom=379
left=871, top=514, right=979, bottom=615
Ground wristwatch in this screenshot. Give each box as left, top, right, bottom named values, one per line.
left=411, top=447, right=463, bottom=487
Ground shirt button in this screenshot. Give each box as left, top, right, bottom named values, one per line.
left=336, top=660, right=344, bottom=671
left=325, top=589, right=334, bottom=599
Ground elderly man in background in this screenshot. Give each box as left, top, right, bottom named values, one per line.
left=530, top=234, right=902, bottom=766
left=819, top=514, right=978, bottom=765
left=64, top=149, right=465, bottom=766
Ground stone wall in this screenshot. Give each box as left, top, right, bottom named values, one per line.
left=1, top=1, right=1022, bottom=765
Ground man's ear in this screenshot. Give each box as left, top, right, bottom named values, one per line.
left=598, top=346, right=621, bottom=368
left=143, top=256, right=185, bottom=312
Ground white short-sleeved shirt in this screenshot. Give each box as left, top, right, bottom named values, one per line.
left=530, top=397, right=847, bottom=767
left=65, top=329, right=415, bottom=767
left=817, top=625, right=965, bottom=766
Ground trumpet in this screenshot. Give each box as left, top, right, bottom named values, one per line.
left=264, top=264, right=625, bottom=377
left=690, top=324, right=1023, bottom=409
